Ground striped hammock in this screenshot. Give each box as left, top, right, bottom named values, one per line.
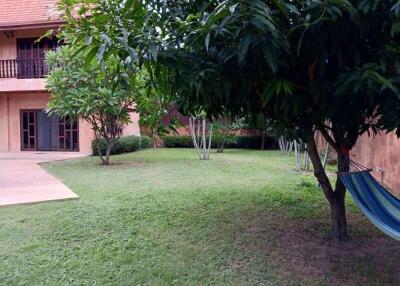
left=340, top=170, right=400, bottom=241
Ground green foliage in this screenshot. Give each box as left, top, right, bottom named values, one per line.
left=162, top=136, right=194, bottom=148
left=251, top=114, right=274, bottom=134
left=46, top=45, right=138, bottom=164
left=136, top=74, right=180, bottom=147
left=150, top=0, right=400, bottom=237
left=155, top=0, right=400, bottom=145
left=57, top=0, right=400, bottom=145
left=213, top=118, right=245, bottom=152
left=235, top=135, right=278, bottom=150
left=57, top=0, right=177, bottom=149
left=212, top=133, right=238, bottom=149
left=46, top=46, right=136, bottom=125
left=92, top=135, right=150, bottom=156
left=55, top=0, right=400, bottom=236
left=162, top=135, right=278, bottom=150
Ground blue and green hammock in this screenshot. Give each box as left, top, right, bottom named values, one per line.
left=339, top=161, right=400, bottom=240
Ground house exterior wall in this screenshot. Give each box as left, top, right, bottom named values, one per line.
left=0, top=28, right=51, bottom=93
left=0, top=93, right=140, bottom=154
left=0, top=26, right=141, bottom=154
left=0, top=93, right=94, bottom=153
left=0, top=28, right=50, bottom=59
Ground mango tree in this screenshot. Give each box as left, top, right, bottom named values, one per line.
left=154, top=0, right=400, bottom=240
left=58, top=0, right=400, bottom=240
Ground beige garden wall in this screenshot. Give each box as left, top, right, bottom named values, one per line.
left=352, top=132, right=400, bottom=195
left=316, top=131, right=400, bottom=195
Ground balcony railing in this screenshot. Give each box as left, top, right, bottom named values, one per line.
left=0, top=58, right=49, bottom=79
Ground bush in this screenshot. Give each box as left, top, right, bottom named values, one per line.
left=162, top=135, right=278, bottom=150
left=92, top=135, right=151, bottom=156
left=162, top=136, right=194, bottom=148
left=236, top=135, right=277, bottom=149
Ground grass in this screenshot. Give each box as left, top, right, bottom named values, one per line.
left=1, top=149, right=399, bottom=285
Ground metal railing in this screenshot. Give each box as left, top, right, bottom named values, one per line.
left=0, top=58, right=48, bottom=79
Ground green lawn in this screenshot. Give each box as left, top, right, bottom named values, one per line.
left=1, top=149, right=399, bottom=285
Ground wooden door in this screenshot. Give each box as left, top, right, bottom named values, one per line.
left=37, top=111, right=52, bottom=151
left=58, top=116, right=79, bottom=151
left=20, top=110, right=37, bottom=151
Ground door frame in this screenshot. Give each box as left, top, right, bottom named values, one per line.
left=57, top=116, right=80, bottom=152
left=16, top=37, right=59, bottom=78
left=20, top=109, right=38, bottom=151
left=20, top=109, right=80, bottom=152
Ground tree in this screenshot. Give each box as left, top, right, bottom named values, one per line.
left=246, top=114, right=275, bottom=150
left=57, top=0, right=400, bottom=240
left=189, top=116, right=213, bottom=160
left=136, top=75, right=179, bottom=148
left=154, top=0, right=400, bottom=240
left=213, top=117, right=244, bottom=153
left=56, top=0, right=178, bottom=150
left=46, top=46, right=137, bottom=165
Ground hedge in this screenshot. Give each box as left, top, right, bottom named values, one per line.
left=162, top=136, right=193, bottom=148
left=162, top=135, right=278, bottom=150
left=92, top=135, right=151, bottom=156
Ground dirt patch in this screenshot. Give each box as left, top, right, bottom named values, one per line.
left=238, top=212, right=400, bottom=285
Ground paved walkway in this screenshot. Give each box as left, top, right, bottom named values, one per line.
left=0, top=152, right=89, bottom=206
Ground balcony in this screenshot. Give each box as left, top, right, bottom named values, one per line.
left=0, top=58, right=49, bottom=79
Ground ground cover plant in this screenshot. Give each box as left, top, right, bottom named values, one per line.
left=0, top=149, right=399, bottom=285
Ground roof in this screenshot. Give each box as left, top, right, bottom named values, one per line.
left=0, top=0, right=64, bottom=30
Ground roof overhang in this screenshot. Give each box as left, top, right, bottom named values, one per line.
left=0, top=20, right=65, bottom=32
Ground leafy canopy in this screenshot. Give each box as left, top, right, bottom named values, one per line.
left=155, top=0, right=400, bottom=148
left=46, top=46, right=137, bottom=132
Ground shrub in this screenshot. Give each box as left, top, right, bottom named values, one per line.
left=162, top=136, right=194, bottom=148
left=162, top=135, right=278, bottom=150
left=236, top=135, right=277, bottom=149
left=92, top=135, right=151, bottom=156
left=213, top=133, right=238, bottom=152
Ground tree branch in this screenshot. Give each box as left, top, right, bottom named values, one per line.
left=319, top=127, right=340, bottom=153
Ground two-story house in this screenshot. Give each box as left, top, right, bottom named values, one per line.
left=0, top=0, right=140, bottom=153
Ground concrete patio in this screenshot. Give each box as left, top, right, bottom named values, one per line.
left=0, top=152, right=89, bottom=206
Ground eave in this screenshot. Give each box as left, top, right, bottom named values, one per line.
left=0, top=20, right=65, bottom=32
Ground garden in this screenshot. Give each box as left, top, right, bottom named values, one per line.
left=3, top=0, right=400, bottom=285
left=1, top=149, right=399, bottom=285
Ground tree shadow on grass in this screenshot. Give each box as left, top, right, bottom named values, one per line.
left=238, top=211, right=400, bottom=286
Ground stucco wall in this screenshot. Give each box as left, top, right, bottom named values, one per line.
left=0, top=28, right=141, bottom=153
left=315, top=131, right=400, bottom=194
left=0, top=78, right=46, bottom=93
left=352, top=133, right=400, bottom=194
left=0, top=93, right=140, bottom=154
left=0, top=95, right=8, bottom=149
left=0, top=28, right=56, bottom=93
left=0, top=28, right=50, bottom=59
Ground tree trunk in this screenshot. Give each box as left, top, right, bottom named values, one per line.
left=217, top=142, right=225, bottom=153
left=104, top=140, right=116, bottom=166
left=96, top=139, right=107, bottom=165
left=305, top=133, right=349, bottom=241
left=152, top=129, right=157, bottom=149
left=330, top=152, right=350, bottom=240
left=330, top=190, right=348, bottom=240
left=261, top=133, right=266, bottom=150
